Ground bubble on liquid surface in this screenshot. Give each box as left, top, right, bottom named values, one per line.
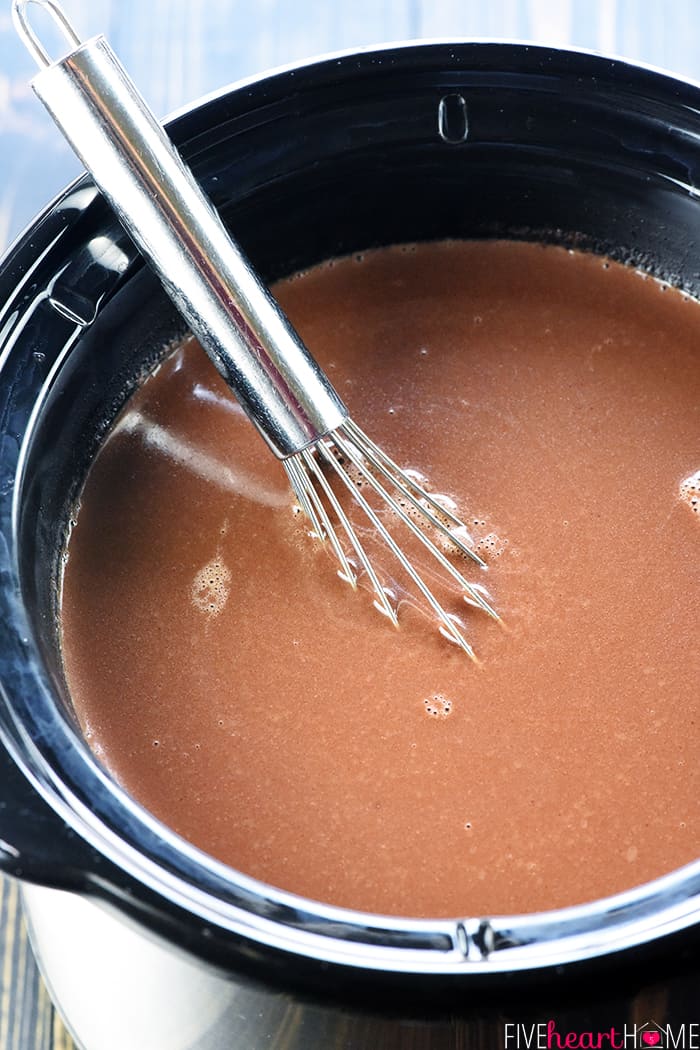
left=680, top=470, right=700, bottom=515
left=474, top=531, right=509, bottom=558
left=423, top=693, right=453, bottom=718
left=191, top=555, right=231, bottom=616
left=393, top=492, right=435, bottom=525
left=345, top=461, right=367, bottom=490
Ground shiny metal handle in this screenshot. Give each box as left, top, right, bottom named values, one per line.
left=13, top=0, right=347, bottom=458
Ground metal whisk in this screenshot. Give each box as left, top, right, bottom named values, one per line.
left=14, top=0, right=499, bottom=658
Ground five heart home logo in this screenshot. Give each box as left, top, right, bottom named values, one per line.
left=639, top=1023, right=666, bottom=1050
left=504, top=1017, right=699, bottom=1049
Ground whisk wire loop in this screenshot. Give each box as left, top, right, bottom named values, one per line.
left=332, top=425, right=498, bottom=620
left=294, top=452, right=359, bottom=587
left=284, top=422, right=490, bottom=658
left=285, top=456, right=333, bottom=542
left=302, top=448, right=401, bottom=623
left=317, top=434, right=477, bottom=658
left=343, top=419, right=485, bottom=565
left=290, top=450, right=400, bottom=625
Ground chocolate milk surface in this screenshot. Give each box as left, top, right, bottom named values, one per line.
left=60, top=241, right=699, bottom=917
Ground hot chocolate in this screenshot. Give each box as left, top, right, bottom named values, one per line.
left=60, top=241, right=699, bottom=917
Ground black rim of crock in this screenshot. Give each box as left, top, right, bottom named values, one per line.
left=0, top=40, right=699, bottom=996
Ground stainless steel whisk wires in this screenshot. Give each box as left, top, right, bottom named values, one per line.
left=284, top=419, right=498, bottom=657
left=14, top=0, right=499, bottom=659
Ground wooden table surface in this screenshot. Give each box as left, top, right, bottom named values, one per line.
left=1, top=1, right=699, bottom=1046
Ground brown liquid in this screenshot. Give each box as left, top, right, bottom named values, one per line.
left=60, top=241, right=699, bottom=917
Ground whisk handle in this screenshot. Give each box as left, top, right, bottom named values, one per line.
left=15, top=3, right=347, bottom=458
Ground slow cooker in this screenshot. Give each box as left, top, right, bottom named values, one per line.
left=0, top=42, right=699, bottom=1049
